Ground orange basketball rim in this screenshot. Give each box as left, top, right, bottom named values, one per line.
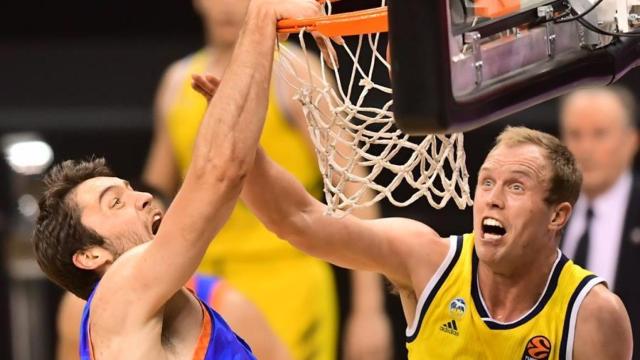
left=276, top=2, right=388, bottom=37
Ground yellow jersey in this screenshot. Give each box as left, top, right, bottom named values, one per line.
left=166, top=49, right=323, bottom=263
left=406, top=233, right=604, bottom=360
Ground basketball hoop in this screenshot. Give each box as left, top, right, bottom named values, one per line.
left=275, top=1, right=473, bottom=215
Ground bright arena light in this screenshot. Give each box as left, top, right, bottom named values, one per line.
left=4, top=139, right=54, bottom=175
left=17, top=194, right=39, bottom=218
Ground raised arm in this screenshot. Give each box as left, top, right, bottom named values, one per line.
left=108, top=0, right=324, bottom=319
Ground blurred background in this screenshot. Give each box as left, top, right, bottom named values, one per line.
left=1, top=0, right=640, bottom=359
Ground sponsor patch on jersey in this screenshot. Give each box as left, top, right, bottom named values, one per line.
left=448, top=297, right=466, bottom=320
left=521, top=335, right=551, bottom=360
left=439, top=320, right=459, bottom=336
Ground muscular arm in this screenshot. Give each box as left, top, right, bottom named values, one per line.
left=242, top=148, right=447, bottom=289
left=573, top=285, right=632, bottom=360
left=102, top=1, right=322, bottom=321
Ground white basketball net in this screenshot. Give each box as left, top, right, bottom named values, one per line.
left=276, top=3, right=472, bottom=215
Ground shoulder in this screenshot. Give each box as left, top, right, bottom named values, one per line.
left=90, top=245, right=149, bottom=319
left=154, top=52, right=200, bottom=120
left=161, top=55, right=193, bottom=88
left=577, top=284, right=629, bottom=327
left=573, top=284, right=632, bottom=360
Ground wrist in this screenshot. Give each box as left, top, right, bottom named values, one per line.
left=246, top=2, right=278, bottom=27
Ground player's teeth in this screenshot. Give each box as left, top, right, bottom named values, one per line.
left=483, top=218, right=503, bottom=228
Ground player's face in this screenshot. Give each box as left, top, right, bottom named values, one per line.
left=195, top=0, right=251, bottom=47
left=74, top=177, right=163, bottom=258
left=561, top=93, right=638, bottom=198
left=473, top=144, right=557, bottom=270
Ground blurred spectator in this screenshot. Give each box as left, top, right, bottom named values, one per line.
left=559, top=85, right=640, bottom=359
left=140, top=0, right=391, bottom=359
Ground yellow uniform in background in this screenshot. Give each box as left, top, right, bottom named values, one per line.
left=406, top=233, right=604, bottom=360
left=167, top=50, right=337, bottom=360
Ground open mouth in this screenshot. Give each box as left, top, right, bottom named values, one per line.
left=151, top=213, right=162, bottom=235
left=482, top=217, right=506, bottom=239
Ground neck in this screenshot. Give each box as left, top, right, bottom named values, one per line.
left=477, top=247, right=558, bottom=323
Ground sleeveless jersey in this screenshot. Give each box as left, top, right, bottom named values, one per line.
left=406, top=233, right=605, bottom=360
left=79, top=283, right=256, bottom=360
left=166, top=49, right=323, bottom=263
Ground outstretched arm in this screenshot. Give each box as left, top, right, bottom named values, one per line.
left=242, top=148, right=447, bottom=288
left=105, top=0, right=324, bottom=321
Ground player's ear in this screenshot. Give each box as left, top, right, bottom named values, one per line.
left=73, top=246, right=113, bottom=271
left=549, top=202, right=572, bottom=231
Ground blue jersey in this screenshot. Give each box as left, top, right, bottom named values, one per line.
left=79, top=281, right=256, bottom=360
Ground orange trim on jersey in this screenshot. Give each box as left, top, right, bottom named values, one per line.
left=185, top=277, right=197, bottom=292
left=192, top=295, right=213, bottom=360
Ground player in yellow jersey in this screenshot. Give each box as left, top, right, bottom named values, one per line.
left=142, top=0, right=392, bottom=359
left=226, top=120, right=633, bottom=359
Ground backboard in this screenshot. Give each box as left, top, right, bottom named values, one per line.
left=273, top=0, right=640, bottom=213
left=389, top=0, right=640, bottom=134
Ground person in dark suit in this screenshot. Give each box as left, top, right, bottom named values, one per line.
left=560, top=85, right=639, bottom=359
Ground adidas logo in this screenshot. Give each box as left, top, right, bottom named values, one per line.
left=439, top=320, right=459, bottom=336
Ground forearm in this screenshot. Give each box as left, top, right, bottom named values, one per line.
left=244, top=151, right=392, bottom=274
left=188, top=5, right=277, bottom=181
left=243, top=148, right=318, bottom=239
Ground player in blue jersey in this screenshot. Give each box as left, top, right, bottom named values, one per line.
left=32, top=0, right=326, bottom=358
left=56, top=274, right=291, bottom=360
